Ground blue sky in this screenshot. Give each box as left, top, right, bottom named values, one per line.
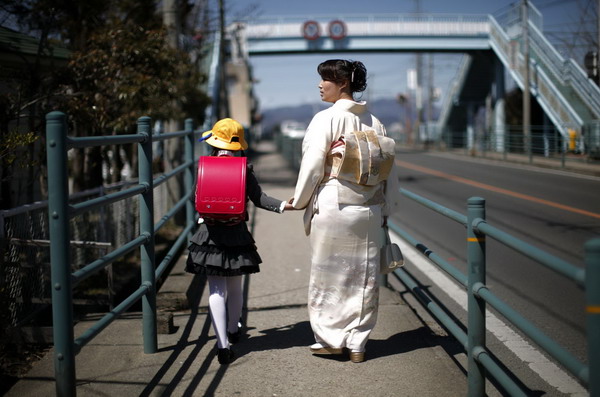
left=225, top=0, right=595, bottom=110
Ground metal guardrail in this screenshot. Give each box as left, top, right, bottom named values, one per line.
left=0, top=181, right=136, bottom=326
left=527, top=21, right=600, bottom=120
left=487, top=16, right=584, bottom=137
left=388, top=190, right=599, bottom=397
left=45, top=112, right=197, bottom=396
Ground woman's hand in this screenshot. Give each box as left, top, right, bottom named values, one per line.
left=284, top=197, right=296, bottom=211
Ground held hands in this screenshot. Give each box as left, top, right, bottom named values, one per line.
left=284, top=197, right=296, bottom=211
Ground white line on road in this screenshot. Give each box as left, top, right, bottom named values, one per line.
left=389, top=231, right=588, bottom=397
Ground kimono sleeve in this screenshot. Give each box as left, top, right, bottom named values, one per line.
left=291, top=112, right=334, bottom=209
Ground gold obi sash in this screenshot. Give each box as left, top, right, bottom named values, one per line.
left=325, top=130, right=395, bottom=186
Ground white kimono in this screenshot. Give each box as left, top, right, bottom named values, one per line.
left=292, top=99, right=399, bottom=352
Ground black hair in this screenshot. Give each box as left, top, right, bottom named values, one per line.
left=317, top=59, right=367, bottom=94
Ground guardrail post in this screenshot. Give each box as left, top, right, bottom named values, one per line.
left=467, top=197, right=486, bottom=397
left=137, top=116, right=157, bottom=353
left=46, top=111, right=76, bottom=396
left=585, top=238, right=600, bottom=397
left=184, top=118, right=195, bottom=233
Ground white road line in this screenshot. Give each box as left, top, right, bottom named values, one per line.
left=389, top=231, right=588, bottom=397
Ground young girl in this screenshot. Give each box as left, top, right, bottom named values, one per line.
left=186, top=118, right=292, bottom=364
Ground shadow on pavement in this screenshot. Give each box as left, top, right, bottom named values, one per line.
left=140, top=274, right=229, bottom=397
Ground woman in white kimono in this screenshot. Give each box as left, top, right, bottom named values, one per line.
left=291, top=59, right=399, bottom=363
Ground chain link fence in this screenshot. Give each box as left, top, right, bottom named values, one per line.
left=0, top=181, right=171, bottom=328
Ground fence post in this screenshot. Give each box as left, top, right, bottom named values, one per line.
left=46, top=111, right=76, bottom=396
left=585, top=239, right=600, bottom=397
left=184, top=119, right=195, bottom=233
left=137, top=116, right=157, bottom=354
left=467, top=197, right=486, bottom=397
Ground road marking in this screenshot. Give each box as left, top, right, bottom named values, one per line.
left=396, top=159, right=600, bottom=220
left=389, top=230, right=588, bottom=396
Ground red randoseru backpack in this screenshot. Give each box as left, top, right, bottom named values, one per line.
left=194, top=156, right=247, bottom=225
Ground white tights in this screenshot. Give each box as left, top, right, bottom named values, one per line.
left=207, top=275, right=243, bottom=349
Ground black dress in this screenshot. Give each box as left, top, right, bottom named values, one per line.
left=185, top=163, right=284, bottom=277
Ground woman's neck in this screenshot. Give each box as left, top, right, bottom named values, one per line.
left=337, top=92, right=354, bottom=102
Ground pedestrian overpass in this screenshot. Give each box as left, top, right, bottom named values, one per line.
left=204, top=3, right=600, bottom=151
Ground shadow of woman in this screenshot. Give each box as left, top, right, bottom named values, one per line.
left=230, top=320, right=314, bottom=358
left=229, top=321, right=458, bottom=363
left=367, top=326, right=456, bottom=360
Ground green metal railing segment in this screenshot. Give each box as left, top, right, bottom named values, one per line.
left=46, top=111, right=198, bottom=396
left=384, top=186, right=599, bottom=397
left=474, top=220, right=585, bottom=287
left=392, top=222, right=467, bottom=287
left=585, top=239, right=600, bottom=397
left=47, top=112, right=77, bottom=397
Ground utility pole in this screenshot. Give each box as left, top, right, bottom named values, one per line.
left=522, top=0, right=531, bottom=161
left=218, top=0, right=230, bottom=118
left=427, top=54, right=434, bottom=126
left=414, top=0, right=423, bottom=146
left=162, top=0, right=184, bottom=222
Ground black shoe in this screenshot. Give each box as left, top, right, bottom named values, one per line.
left=217, top=348, right=234, bottom=365
left=227, top=329, right=241, bottom=344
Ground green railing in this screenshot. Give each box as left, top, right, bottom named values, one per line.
left=388, top=190, right=599, bottom=397
left=46, top=112, right=197, bottom=396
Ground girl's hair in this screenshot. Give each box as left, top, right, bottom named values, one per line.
left=317, top=59, right=367, bottom=94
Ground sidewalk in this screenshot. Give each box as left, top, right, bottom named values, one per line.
left=6, top=141, right=468, bottom=397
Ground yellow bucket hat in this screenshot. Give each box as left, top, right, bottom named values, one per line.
left=200, top=118, right=248, bottom=151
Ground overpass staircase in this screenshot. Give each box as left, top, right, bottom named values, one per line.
left=443, top=3, right=600, bottom=144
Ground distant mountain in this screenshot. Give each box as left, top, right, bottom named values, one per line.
left=260, top=104, right=316, bottom=133
left=260, top=98, right=439, bottom=133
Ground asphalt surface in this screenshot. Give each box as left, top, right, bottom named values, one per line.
left=6, top=141, right=473, bottom=397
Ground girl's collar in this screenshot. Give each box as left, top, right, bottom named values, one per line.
left=216, top=149, right=236, bottom=157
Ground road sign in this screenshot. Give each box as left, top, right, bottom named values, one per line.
left=302, top=20, right=320, bottom=40
left=328, top=20, right=347, bottom=40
